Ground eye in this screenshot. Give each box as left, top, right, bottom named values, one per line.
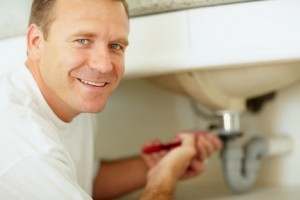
left=75, top=39, right=90, bottom=45
left=110, top=43, right=123, bottom=51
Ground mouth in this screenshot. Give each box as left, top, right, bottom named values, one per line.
left=78, top=78, right=107, bottom=87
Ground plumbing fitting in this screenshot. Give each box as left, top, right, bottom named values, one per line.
left=218, top=111, right=242, bottom=139
left=217, top=111, right=268, bottom=193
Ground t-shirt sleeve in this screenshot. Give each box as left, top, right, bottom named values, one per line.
left=0, top=154, right=92, bottom=200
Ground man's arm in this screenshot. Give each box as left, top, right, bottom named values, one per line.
left=93, top=132, right=222, bottom=200
left=92, top=156, right=148, bottom=200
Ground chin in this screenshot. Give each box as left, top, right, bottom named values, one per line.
left=81, top=102, right=106, bottom=114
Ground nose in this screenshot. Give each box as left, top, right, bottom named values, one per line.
left=88, top=45, right=113, bottom=73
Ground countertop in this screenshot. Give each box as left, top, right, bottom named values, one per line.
left=127, top=0, right=258, bottom=17
left=0, top=0, right=257, bottom=39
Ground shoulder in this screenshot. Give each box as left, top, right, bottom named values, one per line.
left=0, top=104, right=72, bottom=173
left=0, top=153, right=91, bottom=200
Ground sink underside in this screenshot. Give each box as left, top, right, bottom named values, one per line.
left=148, top=61, right=300, bottom=111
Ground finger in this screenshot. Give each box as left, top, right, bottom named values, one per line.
left=202, top=135, right=215, bottom=157
left=205, top=134, right=223, bottom=151
left=142, top=151, right=167, bottom=168
left=190, top=159, right=206, bottom=174
left=182, top=160, right=205, bottom=179
left=169, top=133, right=197, bottom=164
left=177, top=132, right=196, bottom=148
left=196, top=135, right=208, bottom=161
left=158, top=150, right=168, bottom=157
left=194, top=132, right=219, bottom=158
left=150, top=151, right=168, bottom=167
left=154, top=150, right=168, bottom=160
left=199, top=133, right=223, bottom=157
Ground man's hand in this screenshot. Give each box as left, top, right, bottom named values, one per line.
left=140, top=133, right=198, bottom=200
left=141, top=131, right=222, bottom=180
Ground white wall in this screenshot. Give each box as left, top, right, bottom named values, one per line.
left=0, top=36, right=26, bottom=74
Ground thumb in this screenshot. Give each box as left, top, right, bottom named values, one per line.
left=178, top=133, right=196, bottom=148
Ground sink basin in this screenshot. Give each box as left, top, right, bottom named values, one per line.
left=148, top=61, right=300, bottom=111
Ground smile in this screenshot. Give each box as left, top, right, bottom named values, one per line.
left=78, top=78, right=106, bottom=87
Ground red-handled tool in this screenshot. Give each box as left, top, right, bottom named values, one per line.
left=142, top=141, right=182, bottom=154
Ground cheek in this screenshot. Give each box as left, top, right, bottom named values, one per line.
left=111, top=55, right=125, bottom=77
left=39, top=59, right=63, bottom=89
left=117, top=64, right=125, bottom=77
left=40, top=52, right=85, bottom=88
left=63, top=50, right=88, bottom=70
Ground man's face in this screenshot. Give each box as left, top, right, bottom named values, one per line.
left=35, top=0, right=129, bottom=121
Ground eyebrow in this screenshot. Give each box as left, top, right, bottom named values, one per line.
left=116, top=38, right=129, bottom=47
left=71, top=31, right=98, bottom=38
left=71, top=31, right=129, bottom=46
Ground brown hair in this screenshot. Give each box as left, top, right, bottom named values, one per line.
left=28, top=0, right=129, bottom=39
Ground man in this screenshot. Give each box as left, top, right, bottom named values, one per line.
left=0, top=0, right=221, bottom=199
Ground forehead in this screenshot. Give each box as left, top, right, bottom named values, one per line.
left=53, top=0, right=127, bottom=18
left=52, top=0, right=129, bottom=31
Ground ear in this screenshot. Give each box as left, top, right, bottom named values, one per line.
left=26, top=24, right=44, bottom=60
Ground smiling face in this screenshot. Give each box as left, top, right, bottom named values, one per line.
left=26, top=0, right=129, bottom=122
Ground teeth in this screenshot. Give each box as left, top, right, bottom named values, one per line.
left=79, top=79, right=106, bottom=87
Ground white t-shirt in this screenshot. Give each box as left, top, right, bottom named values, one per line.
left=0, top=66, right=98, bottom=199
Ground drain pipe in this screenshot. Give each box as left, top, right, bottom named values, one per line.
left=217, top=111, right=268, bottom=193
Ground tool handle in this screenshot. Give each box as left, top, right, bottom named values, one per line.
left=142, top=141, right=182, bottom=154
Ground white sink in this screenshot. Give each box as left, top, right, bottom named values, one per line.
left=148, top=62, right=300, bottom=111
